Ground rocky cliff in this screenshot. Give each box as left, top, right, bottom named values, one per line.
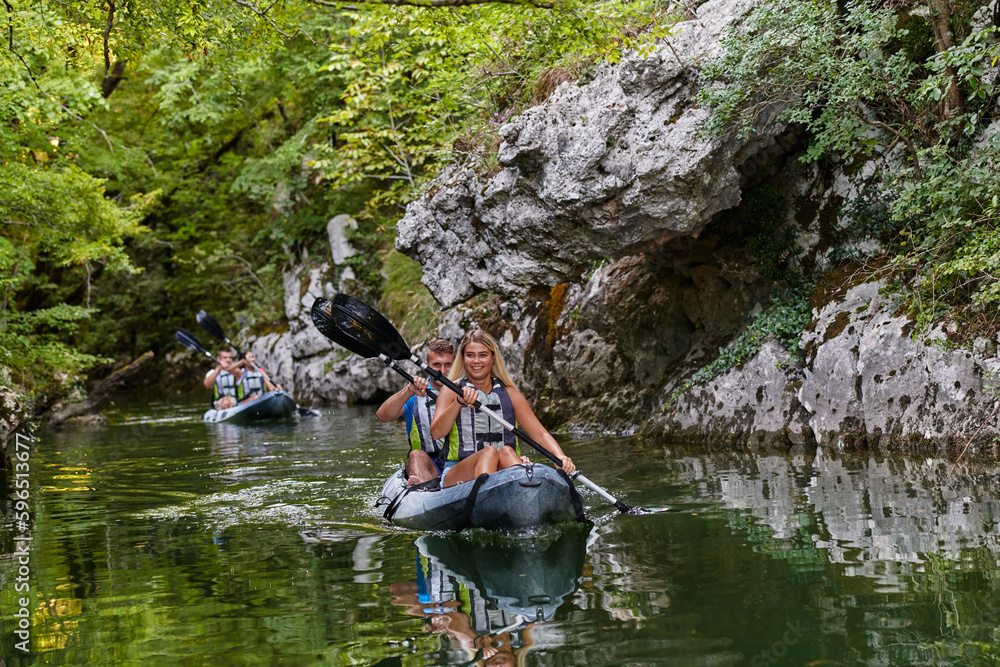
left=258, top=0, right=1000, bottom=453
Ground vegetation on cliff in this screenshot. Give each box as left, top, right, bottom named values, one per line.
left=702, top=0, right=1000, bottom=341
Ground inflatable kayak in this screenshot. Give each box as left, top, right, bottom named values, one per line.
left=377, top=463, right=585, bottom=532
left=201, top=389, right=296, bottom=424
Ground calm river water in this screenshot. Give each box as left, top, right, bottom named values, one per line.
left=3, top=395, right=1000, bottom=665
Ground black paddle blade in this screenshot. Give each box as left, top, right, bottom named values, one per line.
left=310, top=294, right=413, bottom=361
left=311, top=298, right=379, bottom=358
left=615, top=500, right=671, bottom=515
left=196, top=310, right=227, bottom=342
left=174, top=327, right=208, bottom=356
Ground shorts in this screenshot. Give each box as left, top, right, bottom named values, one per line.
left=439, top=460, right=459, bottom=477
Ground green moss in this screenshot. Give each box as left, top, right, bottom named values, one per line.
left=379, top=249, right=440, bottom=345
left=669, top=284, right=813, bottom=404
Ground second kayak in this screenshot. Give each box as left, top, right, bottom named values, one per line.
left=202, top=390, right=297, bottom=424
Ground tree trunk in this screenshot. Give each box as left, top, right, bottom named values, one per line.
left=102, top=60, right=127, bottom=98
left=928, top=0, right=965, bottom=120
left=48, top=351, right=154, bottom=429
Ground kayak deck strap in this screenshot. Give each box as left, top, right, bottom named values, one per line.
left=381, top=476, right=441, bottom=521
left=449, top=472, right=490, bottom=533
left=557, top=468, right=592, bottom=525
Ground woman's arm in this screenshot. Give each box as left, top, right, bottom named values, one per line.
left=508, top=387, right=576, bottom=474
left=430, top=385, right=478, bottom=439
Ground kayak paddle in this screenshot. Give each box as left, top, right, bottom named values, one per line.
left=311, top=294, right=646, bottom=514
left=195, top=310, right=320, bottom=417
left=311, top=299, right=439, bottom=400
left=197, top=310, right=244, bottom=358
left=175, top=327, right=222, bottom=364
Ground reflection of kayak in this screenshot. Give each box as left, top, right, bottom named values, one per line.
left=415, top=526, right=591, bottom=623
left=378, top=463, right=582, bottom=532
left=201, top=390, right=296, bottom=424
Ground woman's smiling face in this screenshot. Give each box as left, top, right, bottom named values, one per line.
left=463, top=341, right=494, bottom=381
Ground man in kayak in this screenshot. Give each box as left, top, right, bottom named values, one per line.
left=430, top=330, right=575, bottom=488
left=203, top=348, right=243, bottom=410
left=376, top=338, right=456, bottom=486
left=236, top=349, right=282, bottom=403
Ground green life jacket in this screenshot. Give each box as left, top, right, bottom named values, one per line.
left=407, top=393, right=457, bottom=458
left=438, top=377, right=521, bottom=462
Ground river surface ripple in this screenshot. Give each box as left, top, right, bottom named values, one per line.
left=2, top=396, right=1000, bottom=665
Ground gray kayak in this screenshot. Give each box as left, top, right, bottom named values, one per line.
left=378, top=463, right=582, bottom=532
left=201, top=390, right=296, bottom=424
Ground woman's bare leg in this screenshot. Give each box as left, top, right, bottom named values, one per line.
left=496, top=446, right=522, bottom=471
left=443, top=447, right=499, bottom=487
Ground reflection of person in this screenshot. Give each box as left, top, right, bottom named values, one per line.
left=376, top=339, right=456, bottom=486
left=430, top=330, right=575, bottom=487
left=203, top=348, right=242, bottom=410
left=389, top=573, right=535, bottom=667
left=236, top=350, right=282, bottom=403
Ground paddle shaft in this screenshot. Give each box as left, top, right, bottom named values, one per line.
left=381, top=358, right=439, bottom=400
left=197, top=310, right=244, bottom=358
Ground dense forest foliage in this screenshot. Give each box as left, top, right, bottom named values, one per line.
left=2, top=0, right=1000, bottom=414
left=0, top=0, right=667, bottom=410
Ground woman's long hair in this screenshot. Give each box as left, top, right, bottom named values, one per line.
left=448, top=330, right=516, bottom=388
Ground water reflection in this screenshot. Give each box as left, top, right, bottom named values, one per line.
left=390, top=527, right=592, bottom=666
left=668, top=448, right=1000, bottom=584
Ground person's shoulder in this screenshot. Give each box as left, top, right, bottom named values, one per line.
left=504, top=384, right=526, bottom=401
left=205, top=369, right=214, bottom=378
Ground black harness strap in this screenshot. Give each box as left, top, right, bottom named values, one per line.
left=451, top=472, right=490, bottom=533
left=381, top=477, right=441, bottom=521
left=557, top=469, right=592, bottom=525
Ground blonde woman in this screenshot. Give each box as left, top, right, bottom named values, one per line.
left=430, top=330, right=575, bottom=487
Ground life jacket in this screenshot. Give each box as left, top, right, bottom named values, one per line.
left=208, top=369, right=237, bottom=403
left=406, top=394, right=457, bottom=458
left=237, top=368, right=266, bottom=402
left=438, top=378, right=521, bottom=462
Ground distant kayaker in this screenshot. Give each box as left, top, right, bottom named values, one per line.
left=203, top=348, right=243, bottom=410
left=236, top=350, right=282, bottom=403
left=430, top=330, right=576, bottom=487
left=376, top=338, right=456, bottom=486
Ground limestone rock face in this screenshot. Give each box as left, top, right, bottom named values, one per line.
left=397, top=0, right=783, bottom=307
left=654, top=281, right=1000, bottom=450
left=797, top=282, right=999, bottom=449
left=666, top=340, right=811, bottom=447
left=0, top=387, right=29, bottom=470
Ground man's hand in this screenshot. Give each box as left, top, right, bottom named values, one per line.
left=409, top=377, right=429, bottom=397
